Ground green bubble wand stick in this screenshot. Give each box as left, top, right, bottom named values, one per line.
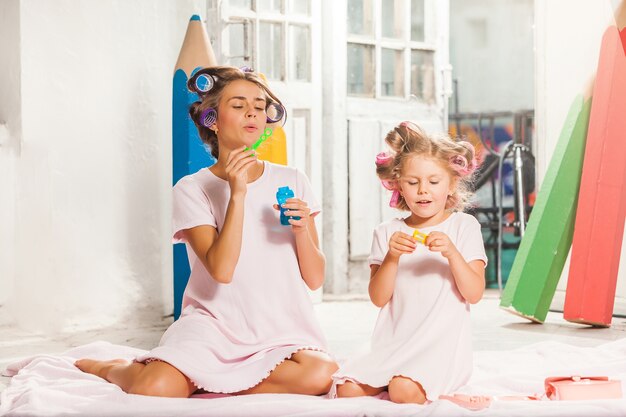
left=245, top=128, right=273, bottom=152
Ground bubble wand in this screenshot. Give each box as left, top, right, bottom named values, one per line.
left=246, top=128, right=273, bottom=152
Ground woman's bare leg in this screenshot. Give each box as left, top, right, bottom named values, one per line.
left=387, top=376, right=427, bottom=404
left=75, top=359, right=196, bottom=398
left=235, top=350, right=338, bottom=396
left=336, top=380, right=385, bottom=398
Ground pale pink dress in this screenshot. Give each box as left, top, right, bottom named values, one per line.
left=136, top=161, right=328, bottom=393
left=331, top=212, right=487, bottom=400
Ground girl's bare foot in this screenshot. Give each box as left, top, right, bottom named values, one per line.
left=75, top=359, right=129, bottom=379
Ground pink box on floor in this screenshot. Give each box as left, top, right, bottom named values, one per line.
left=545, top=376, right=623, bottom=401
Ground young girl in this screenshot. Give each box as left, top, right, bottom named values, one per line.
left=76, top=66, right=337, bottom=397
left=333, top=121, right=487, bottom=404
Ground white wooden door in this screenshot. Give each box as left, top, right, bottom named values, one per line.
left=208, top=0, right=323, bottom=298
left=208, top=0, right=321, bottom=183
left=346, top=0, right=450, bottom=291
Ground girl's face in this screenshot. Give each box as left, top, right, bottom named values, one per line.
left=398, top=155, right=456, bottom=226
left=213, top=79, right=268, bottom=151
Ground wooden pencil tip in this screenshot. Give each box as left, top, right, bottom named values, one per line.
left=174, top=15, right=218, bottom=75
left=582, top=76, right=595, bottom=101
left=614, top=0, right=626, bottom=30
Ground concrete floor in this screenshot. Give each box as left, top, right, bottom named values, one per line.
left=2, top=290, right=626, bottom=394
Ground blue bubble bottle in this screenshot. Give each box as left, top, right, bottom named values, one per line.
left=276, top=186, right=300, bottom=225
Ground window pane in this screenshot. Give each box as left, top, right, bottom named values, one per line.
left=257, top=0, right=282, bottom=13
left=411, top=0, right=425, bottom=41
left=382, top=0, right=403, bottom=39
left=289, top=25, right=311, bottom=81
left=287, top=0, right=310, bottom=15
left=226, top=22, right=252, bottom=68
left=258, top=22, right=283, bottom=80
left=231, top=0, right=252, bottom=10
left=347, top=0, right=373, bottom=36
left=411, top=49, right=435, bottom=103
left=347, top=43, right=375, bottom=96
left=381, top=48, right=404, bottom=97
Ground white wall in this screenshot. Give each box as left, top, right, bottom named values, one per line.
left=0, top=0, right=206, bottom=333
left=450, top=0, right=534, bottom=113
left=535, top=0, right=626, bottom=313
left=0, top=0, right=21, bottom=324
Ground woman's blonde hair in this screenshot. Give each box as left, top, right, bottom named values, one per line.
left=375, top=122, right=479, bottom=212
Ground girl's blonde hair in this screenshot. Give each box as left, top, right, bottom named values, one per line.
left=375, top=122, right=479, bottom=212
left=187, top=66, right=285, bottom=159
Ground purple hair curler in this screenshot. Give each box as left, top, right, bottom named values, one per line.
left=266, top=103, right=286, bottom=124
left=200, top=108, right=217, bottom=128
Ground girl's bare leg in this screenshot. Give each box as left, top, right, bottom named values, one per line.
left=75, top=359, right=196, bottom=398
left=336, top=380, right=385, bottom=398
left=235, top=350, right=338, bottom=396
left=387, top=376, right=427, bottom=404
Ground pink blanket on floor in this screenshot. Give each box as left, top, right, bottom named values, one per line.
left=2, top=339, right=626, bottom=416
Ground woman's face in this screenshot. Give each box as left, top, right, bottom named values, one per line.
left=213, top=79, right=268, bottom=151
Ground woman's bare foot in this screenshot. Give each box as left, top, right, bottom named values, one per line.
left=74, top=359, right=194, bottom=397
left=75, top=359, right=129, bottom=380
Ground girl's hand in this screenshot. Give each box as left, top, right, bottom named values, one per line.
left=425, top=231, right=459, bottom=259
left=388, top=231, right=417, bottom=260
left=225, top=146, right=257, bottom=197
left=273, top=198, right=312, bottom=234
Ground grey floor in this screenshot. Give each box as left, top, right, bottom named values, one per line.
left=2, top=290, right=626, bottom=394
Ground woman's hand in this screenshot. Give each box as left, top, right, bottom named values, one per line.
left=387, top=231, right=417, bottom=260
left=273, top=198, right=325, bottom=290
left=425, top=231, right=459, bottom=259
left=273, top=198, right=312, bottom=235
left=225, top=146, right=257, bottom=197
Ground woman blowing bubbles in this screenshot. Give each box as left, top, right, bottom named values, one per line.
left=76, top=66, right=338, bottom=397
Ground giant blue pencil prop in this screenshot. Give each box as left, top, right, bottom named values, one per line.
left=173, top=15, right=217, bottom=319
